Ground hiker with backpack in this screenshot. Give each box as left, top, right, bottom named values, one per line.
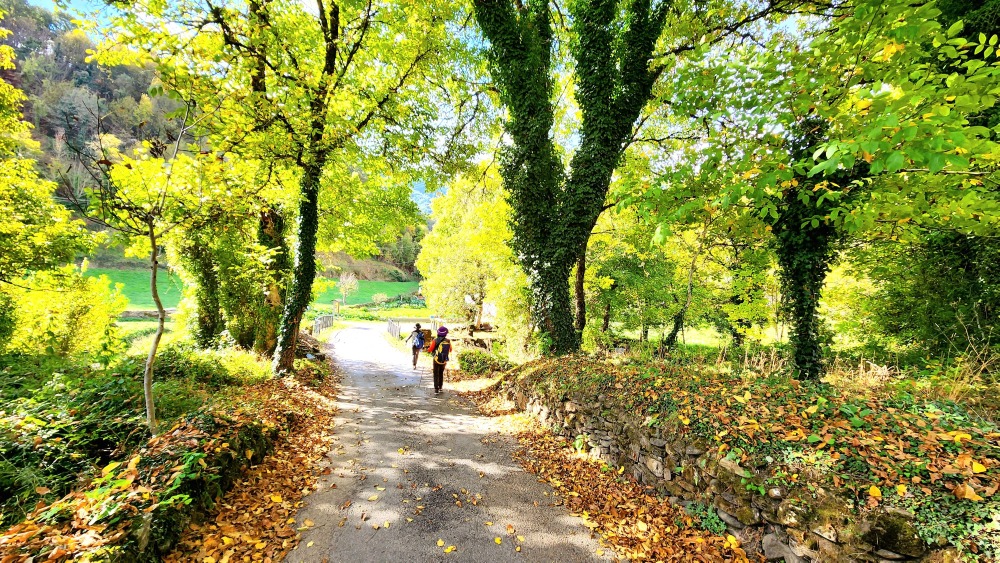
left=427, top=326, right=452, bottom=394
left=404, top=323, right=425, bottom=369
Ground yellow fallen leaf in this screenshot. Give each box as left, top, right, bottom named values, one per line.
left=398, top=448, right=406, bottom=455
left=495, top=537, right=502, bottom=544
left=254, top=542, right=266, bottom=549
left=869, top=486, right=882, bottom=499
left=484, top=521, right=493, bottom=526
left=955, top=483, right=984, bottom=501
left=444, top=545, right=456, bottom=553
left=896, top=484, right=907, bottom=497
left=384, top=521, right=390, bottom=528
left=203, top=557, right=216, bottom=563
left=270, top=494, right=282, bottom=503
left=222, top=536, right=234, bottom=545
left=376, top=486, right=386, bottom=491
left=304, top=519, right=315, bottom=527
left=517, top=535, right=525, bottom=542
left=506, top=524, right=515, bottom=534
left=973, top=461, right=987, bottom=474
left=368, top=494, right=379, bottom=501
left=406, top=518, right=413, bottom=522
left=636, top=520, right=648, bottom=532
left=597, top=549, right=605, bottom=556
left=437, top=539, right=445, bottom=547
left=307, top=541, right=314, bottom=547
left=286, top=518, right=295, bottom=525
left=515, top=546, right=521, bottom=552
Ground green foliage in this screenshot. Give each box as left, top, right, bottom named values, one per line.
left=116, top=344, right=270, bottom=390
left=0, top=342, right=269, bottom=527
left=2, top=268, right=128, bottom=357
left=860, top=235, right=1000, bottom=354
left=457, top=348, right=513, bottom=376
left=684, top=502, right=727, bottom=536
left=417, top=169, right=529, bottom=335
left=0, top=368, right=148, bottom=526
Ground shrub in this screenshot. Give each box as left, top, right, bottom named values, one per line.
left=116, top=344, right=270, bottom=389
left=2, top=268, right=127, bottom=357
left=372, top=292, right=389, bottom=305
left=457, top=348, right=513, bottom=375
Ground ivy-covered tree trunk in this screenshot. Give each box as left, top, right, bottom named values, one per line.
left=473, top=0, right=668, bottom=354
left=181, top=238, right=223, bottom=348
left=271, top=1, right=339, bottom=376
left=772, top=119, right=853, bottom=380
left=772, top=187, right=838, bottom=381
left=272, top=161, right=324, bottom=374
left=255, top=207, right=289, bottom=355
left=574, top=253, right=587, bottom=332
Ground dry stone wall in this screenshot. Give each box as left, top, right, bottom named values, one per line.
left=507, top=384, right=953, bottom=562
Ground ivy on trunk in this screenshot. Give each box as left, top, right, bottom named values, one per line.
left=473, top=0, right=668, bottom=354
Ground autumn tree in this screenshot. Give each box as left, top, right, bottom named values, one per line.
left=104, top=0, right=475, bottom=373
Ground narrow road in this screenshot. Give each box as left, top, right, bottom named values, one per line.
left=289, top=324, right=608, bottom=563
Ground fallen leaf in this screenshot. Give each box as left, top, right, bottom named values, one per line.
left=437, top=539, right=445, bottom=547
left=494, top=537, right=502, bottom=544
left=869, top=486, right=882, bottom=499
left=955, top=483, right=984, bottom=501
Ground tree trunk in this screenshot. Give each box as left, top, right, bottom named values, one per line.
left=601, top=302, right=611, bottom=333
left=184, top=240, right=223, bottom=348
left=256, top=207, right=289, bottom=355
left=272, top=162, right=323, bottom=375
left=144, top=222, right=164, bottom=434
left=574, top=251, right=586, bottom=333
left=773, top=188, right=837, bottom=381
left=271, top=1, right=339, bottom=375
left=533, top=260, right=579, bottom=353
left=663, top=310, right=684, bottom=349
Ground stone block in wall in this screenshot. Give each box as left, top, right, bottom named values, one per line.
left=860, top=511, right=926, bottom=559
left=777, top=500, right=809, bottom=528
left=645, top=456, right=664, bottom=478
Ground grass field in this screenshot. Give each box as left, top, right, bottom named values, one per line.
left=84, top=268, right=418, bottom=311
left=313, top=280, right=419, bottom=306
left=86, top=268, right=185, bottom=310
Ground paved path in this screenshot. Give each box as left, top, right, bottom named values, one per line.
left=289, top=325, right=608, bottom=563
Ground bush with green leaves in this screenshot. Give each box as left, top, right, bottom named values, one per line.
left=457, top=348, right=513, bottom=376
left=2, top=268, right=127, bottom=357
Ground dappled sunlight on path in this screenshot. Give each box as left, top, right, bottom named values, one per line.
left=288, top=325, right=609, bottom=562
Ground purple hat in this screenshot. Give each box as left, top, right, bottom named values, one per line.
left=437, top=326, right=449, bottom=336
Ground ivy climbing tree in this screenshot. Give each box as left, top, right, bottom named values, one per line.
left=474, top=0, right=803, bottom=354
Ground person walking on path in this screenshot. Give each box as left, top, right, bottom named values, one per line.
left=403, top=323, right=424, bottom=369
left=427, top=326, right=452, bottom=393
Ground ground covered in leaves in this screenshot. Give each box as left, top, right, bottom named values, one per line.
left=507, top=356, right=1000, bottom=559
left=0, top=355, right=338, bottom=562
left=461, top=381, right=751, bottom=562
left=164, top=361, right=339, bottom=563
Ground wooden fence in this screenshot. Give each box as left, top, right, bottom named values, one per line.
left=313, top=315, right=338, bottom=335
left=387, top=319, right=401, bottom=339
